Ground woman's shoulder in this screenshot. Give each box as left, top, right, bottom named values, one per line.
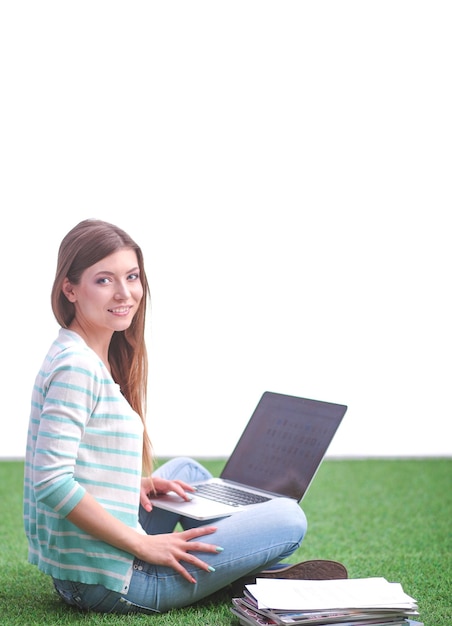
left=49, top=328, right=95, bottom=358
left=45, top=328, right=107, bottom=381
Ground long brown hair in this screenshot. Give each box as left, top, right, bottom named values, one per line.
left=51, top=219, right=153, bottom=475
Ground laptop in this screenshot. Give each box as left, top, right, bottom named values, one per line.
left=149, top=391, right=347, bottom=520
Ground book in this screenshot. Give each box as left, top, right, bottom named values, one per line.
left=230, top=577, right=422, bottom=626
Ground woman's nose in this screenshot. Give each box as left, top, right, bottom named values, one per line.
left=114, top=281, right=131, bottom=299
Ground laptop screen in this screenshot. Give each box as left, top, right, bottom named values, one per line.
left=220, top=392, right=347, bottom=500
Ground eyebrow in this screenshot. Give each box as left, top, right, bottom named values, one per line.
left=94, top=266, right=140, bottom=276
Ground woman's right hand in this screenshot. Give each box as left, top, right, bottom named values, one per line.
left=136, top=525, right=221, bottom=583
left=67, top=492, right=221, bottom=583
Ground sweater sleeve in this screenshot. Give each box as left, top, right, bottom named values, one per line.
left=32, top=347, right=103, bottom=517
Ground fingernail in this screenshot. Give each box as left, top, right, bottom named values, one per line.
left=215, top=546, right=224, bottom=552
left=208, top=566, right=216, bottom=572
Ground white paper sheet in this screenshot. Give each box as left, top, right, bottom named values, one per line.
left=246, top=577, right=418, bottom=611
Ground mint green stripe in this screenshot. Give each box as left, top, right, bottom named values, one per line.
left=79, top=443, right=140, bottom=457
left=34, top=461, right=74, bottom=472
left=77, top=477, right=139, bottom=493
left=37, top=412, right=86, bottom=425
left=88, top=412, right=134, bottom=420
left=49, top=380, right=98, bottom=398
left=96, top=498, right=138, bottom=513
left=52, top=360, right=111, bottom=384
left=38, top=430, right=79, bottom=443
left=34, top=449, right=75, bottom=460
left=85, top=428, right=141, bottom=440
left=76, top=459, right=141, bottom=476
left=45, top=397, right=91, bottom=414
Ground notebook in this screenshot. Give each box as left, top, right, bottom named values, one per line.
left=149, top=391, right=347, bottom=520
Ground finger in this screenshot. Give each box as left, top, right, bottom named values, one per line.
left=177, top=481, right=196, bottom=493
left=181, top=525, right=218, bottom=540
left=141, top=477, right=155, bottom=495
left=172, top=561, right=197, bottom=584
left=139, top=489, right=153, bottom=511
left=177, top=550, right=217, bottom=576
left=185, top=540, right=224, bottom=554
left=170, top=485, right=194, bottom=501
left=141, top=499, right=153, bottom=512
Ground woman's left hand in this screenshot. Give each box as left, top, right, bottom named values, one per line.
left=140, top=476, right=195, bottom=512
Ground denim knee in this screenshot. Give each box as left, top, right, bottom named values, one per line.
left=153, top=457, right=212, bottom=482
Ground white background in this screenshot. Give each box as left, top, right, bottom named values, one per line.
left=1, top=2, right=450, bottom=460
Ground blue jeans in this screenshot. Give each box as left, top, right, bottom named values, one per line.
left=53, top=457, right=307, bottom=614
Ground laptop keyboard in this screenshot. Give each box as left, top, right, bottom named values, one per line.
left=193, top=482, right=271, bottom=507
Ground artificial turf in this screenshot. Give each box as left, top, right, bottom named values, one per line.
left=1, top=458, right=450, bottom=625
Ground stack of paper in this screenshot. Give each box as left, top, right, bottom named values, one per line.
left=230, top=577, right=423, bottom=626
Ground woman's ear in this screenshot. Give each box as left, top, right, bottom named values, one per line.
left=62, top=277, right=77, bottom=303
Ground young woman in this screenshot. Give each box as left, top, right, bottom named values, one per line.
left=23, top=219, right=343, bottom=615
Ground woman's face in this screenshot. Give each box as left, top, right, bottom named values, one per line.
left=63, top=248, right=144, bottom=335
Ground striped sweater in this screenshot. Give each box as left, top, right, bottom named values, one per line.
left=23, top=328, right=144, bottom=594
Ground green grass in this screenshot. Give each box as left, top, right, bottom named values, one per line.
left=1, top=459, right=450, bottom=625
